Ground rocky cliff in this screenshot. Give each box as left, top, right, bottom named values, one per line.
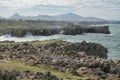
left=1, top=26, right=110, bottom=37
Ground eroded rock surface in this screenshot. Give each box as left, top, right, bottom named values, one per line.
left=0, top=69, right=59, bottom=80
left=2, top=26, right=110, bottom=37
left=0, top=40, right=119, bottom=79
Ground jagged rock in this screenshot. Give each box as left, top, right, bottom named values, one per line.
left=11, top=30, right=26, bottom=37
left=1, top=40, right=120, bottom=79
left=0, top=69, right=60, bottom=80
left=77, top=67, right=89, bottom=74
left=0, top=55, right=4, bottom=60
left=2, top=26, right=110, bottom=37
left=0, top=69, right=21, bottom=80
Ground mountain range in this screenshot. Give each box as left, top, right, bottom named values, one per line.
left=1, top=13, right=106, bottom=21
left=0, top=16, right=4, bottom=19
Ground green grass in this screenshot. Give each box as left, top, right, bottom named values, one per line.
left=0, top=49, right=81, bottom=80
left=0, top=59, right=83, bottom=80
left=0, top=39, right=63, bottom=45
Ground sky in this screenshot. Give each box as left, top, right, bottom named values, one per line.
left=0, top=0, right=120, bottom=20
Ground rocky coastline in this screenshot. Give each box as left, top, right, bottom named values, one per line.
left=1, top=26, right=110, bottom=37
left=0, top=40, right=120, bottom=80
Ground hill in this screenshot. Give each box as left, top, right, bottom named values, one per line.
left=8, top=13, right=106, bottom=21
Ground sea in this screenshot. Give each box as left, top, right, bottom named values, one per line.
left=0, top=24, right=120, bottom=59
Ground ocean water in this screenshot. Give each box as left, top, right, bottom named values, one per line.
left=0, top=24, right=120, bottom=59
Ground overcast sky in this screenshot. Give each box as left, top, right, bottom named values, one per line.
left=0, top=0, right=120, bottom=20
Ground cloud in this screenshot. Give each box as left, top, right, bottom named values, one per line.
left=0, top=0, right=75, bottom=9
left=15, top=5, right=75, bottom=16
left=0, top=0, right=43, bottom=9
left=74, top=0, right=120, bottom=10
left=0, top=0, right=120, bottom=10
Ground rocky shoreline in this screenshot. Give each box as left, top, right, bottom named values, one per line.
left=0, top=40, right=120, bottom=80
left=1, top=26, right=110, bottom=37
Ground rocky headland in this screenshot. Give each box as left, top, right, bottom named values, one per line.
left=1, top=26, right=110, bottom=37
left=0, top=19, right=110, bottom=37
left=0, top=40, right=120, bottom=80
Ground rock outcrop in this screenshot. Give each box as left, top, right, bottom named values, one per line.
left=0, top=40, right=108, bottom=58
left=0, top=69, right=59, bottom=80
left=1, top=40, right=120, bottom=79
left=1, top=26, right=110, bottom=37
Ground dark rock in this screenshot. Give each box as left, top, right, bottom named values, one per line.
left=84, top=78, right=91, bottom=80
left=0, top=55, right=4, bottom=60
left=100, top=75, right=107, bottom=79
left=11, top=30, right=26, bottom=37
left=0, top=69, right=60, bottom=80
left=44, top=72, right=51, bottom=77
left=2, top=26, right=110, bottom=37
left=0, top=69, right=21, bottom=80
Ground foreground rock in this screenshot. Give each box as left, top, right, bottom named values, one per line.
left=0, top=69, right=59, bottom=80
left=0, top=40, right=108, bottom=58
left=0, top=40, right=119, bottom=79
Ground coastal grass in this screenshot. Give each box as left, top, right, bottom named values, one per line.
left=0, top=59, right=83, bottom=80
left=0, top=39, right=63, bottom=45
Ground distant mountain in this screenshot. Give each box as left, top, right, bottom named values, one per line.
left=0, top=16, right=4, bottom=19
left=9, top=13, right=25, bottom=20
left=8, top=13, right=106, bottom=21
left=55, top=13, right=85, bottom=21
left=55, top=13, right=106, bottom=21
